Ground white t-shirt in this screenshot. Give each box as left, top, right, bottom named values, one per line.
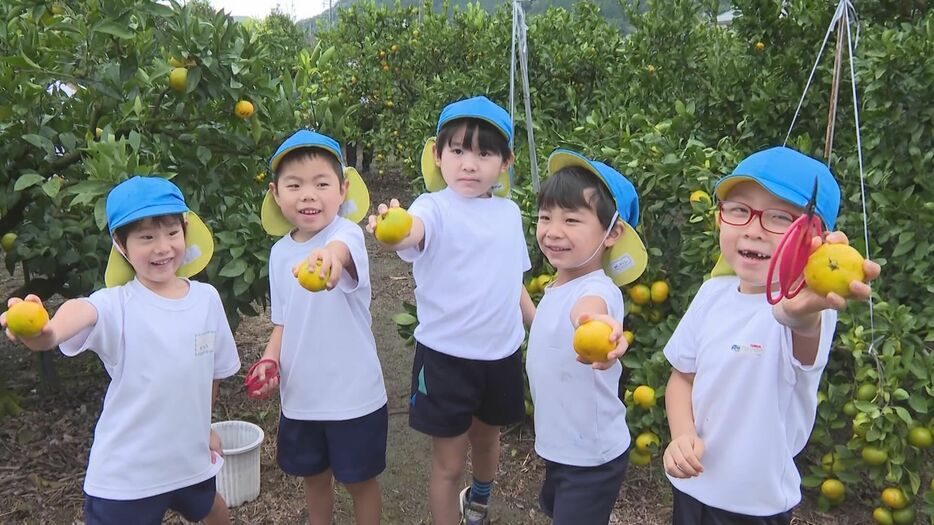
left=399, top=188, right=531, bottom=360
left=664, top=276, right=837, bottom=516
left=59, top=279, right=240, bottom=500
left=269, top=216, right=387, bottom=420
left=526, top=270, right=631, bottom=466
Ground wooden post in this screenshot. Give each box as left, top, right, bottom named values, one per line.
left=824, top=15, right=847, bottom=163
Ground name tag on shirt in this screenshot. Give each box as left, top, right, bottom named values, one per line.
left=195, top=331, right=216, bottom=355
left=730, top=342, right=764, bottom=356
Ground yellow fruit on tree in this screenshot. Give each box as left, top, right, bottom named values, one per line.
left=525, top=278, right=542, bottom=295
left=168, top=57, right=185, bottom=67
left=755, top=41, right=765, bottom=51
left=5, top=301, right=50, bottom=338
left=857, top=383, right=878, bottom=401
left=234, top=100, right=255, bottom=119
left=853, top=412, right=871, bottom=436
left=891, top=507, right=916, bottom=525
left=1, top=232, right=16, bottom=252
left=536, top=274, right=554, bottom=290
left=689, top=190, right=711, bottom=205
left=296, top=260, right=330, bottom=292
left=375, top=208, right=413, bottom=245
left=821, top=452, right=846, bottom=474
left=861, top=446, right=888, bottom=466
left=622, top=330, right=635, bottom=346
left=881, top=487, right=907, bottom=510
left=650, top=280, right=669, bottom=304
left=804, top=243, right=865, bottom=298
left=633, top=385, right=656, bottom=408
left=169, top=67, right=188, bottom=92
left=820, top=479, right=845, bottom=503
left=629, top=284, right=651, bottom=305
left=873, top=507, right=894, bottom=525
left=907, top=426, right=932, bottom=448
left=572, top=320, right=615, bottom=363
left=635, top=432, right=660, bottom=452
left=630, top=448, right=652, bottom=466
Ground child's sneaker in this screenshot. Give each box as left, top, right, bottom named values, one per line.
left=459, top=486, right=490, bottom=525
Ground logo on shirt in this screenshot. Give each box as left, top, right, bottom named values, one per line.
left=730, top=342, right=764, bottom=356
left=195, top=331, right=216, bottom=355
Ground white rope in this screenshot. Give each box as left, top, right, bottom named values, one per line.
left=510, top=0, right=540, bottom=193
left=842, top=5, right=876, bottom=355
left=784, top=0, right=858, bottom=148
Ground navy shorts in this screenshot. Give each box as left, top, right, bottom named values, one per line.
left=277, top=404, right=388, bottom=484
left=671, top=485, right=792, bottom=525
left=83, top=476, right=217, bottom=525
left=539, top=450, right=629, bottom=524
left=409, top=342, right=525, bottom=437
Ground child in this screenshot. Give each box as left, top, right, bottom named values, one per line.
left=526, top=149, right=648, bottom=524
left=1, top=176, right=240, bottom=525
left=247, top=130, right=387, bottom=525
left=662, top=146, right=881, bottom=523
left=366, top=96, right=532, bottom=525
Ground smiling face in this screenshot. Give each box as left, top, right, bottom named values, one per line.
left=116, top=215, right=187, bottom=293
left=434, top=120, right=512, bottom=198
left=270, top=152, right=348, bottom=242
left=718, top=181, right=804, bottom=293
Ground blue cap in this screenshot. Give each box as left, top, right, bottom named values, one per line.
left=437, top=96, right=513, bottom=145
left=106, top=176, right=189, bottom=234
left=715, top=146, right=841, bottom=230
left=548, top=149, right=640, bottom=228
left=269, top=130, right=344, bottom=172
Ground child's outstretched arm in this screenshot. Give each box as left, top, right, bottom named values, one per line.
left=664, top=370, right=705, bottom=478
left=366, top=198, right=425, bottom=252
left=773, top=231, right=881, bottom=366
left=570, top=295, right=627, bottom=370
left=296, top=240, right=357, bottom=290
left=520, top=285, right=535, bottom=328
left=1, top=295, right=97, bottom=352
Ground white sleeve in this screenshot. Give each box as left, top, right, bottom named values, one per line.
left=663, top=293, right=704, bottom=374
left=515, top=208, right=532, bottom=273
left=578, top=279, right=625, bottom=322
left=398, top=193, right=439, bottom=263
left=269, top=246, right=286, bottom=326
left=58, top=289, right=122, bottom=368
left=783, top=308, right=838, bottom=454
left=208, top=287, right=241, bottom=379
left=331, top=222, right=369, bottom=294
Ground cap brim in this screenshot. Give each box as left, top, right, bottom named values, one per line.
left=709, top=253, right=736, bottom=278
left=603, top=221, right=648, bottom=286
left=104, top=211, right=214, bottom=288
left=420, top=138, right=510, bottom=197
left=547, top=150, right=598, bottom=178
left=715, top=175, right=810, bottom=210
left=261, top=167, right=370, bottom=236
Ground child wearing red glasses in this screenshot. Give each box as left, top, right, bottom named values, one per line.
left=662, top=146, right=881, bottom=524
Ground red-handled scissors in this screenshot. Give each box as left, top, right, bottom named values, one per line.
left=766, top=178, right=823, bottom=305
left=244, top=359, right=279, bottom=399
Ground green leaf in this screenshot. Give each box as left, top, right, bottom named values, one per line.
left=893, top=406, right=913, bottom=425
left=218, top=258, right=247, bottom=278
left=392, top=312, right=417, bottom=326
left=14, top=173, right=45, bottom=191
left=907, top=393, right=928, bottom=414
left=93, top=22, right=135, bottom=40
left=22, top=134, right=53, bottom=153
left=42, top=177, right=62, bottom=198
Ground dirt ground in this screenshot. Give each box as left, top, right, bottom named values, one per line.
left=0, top=171, right=875, bottom=524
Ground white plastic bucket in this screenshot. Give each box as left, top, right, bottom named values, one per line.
left=211, top=420, right=265, bottom=507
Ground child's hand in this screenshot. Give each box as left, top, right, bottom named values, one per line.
left=245, top=358, right=280, bottom=400
left=366, top=198, right=401, bottom=235
left=293, top=246, right=343, bottom=291
left=776, top=231, right=881, bottom=333
left=663, top=433, right=705, bottom=478
left=209, top=428, right=223, bottom=464
left=574, top=312, right=628, bottom=370
left=2, top=295, right=55, bottom=350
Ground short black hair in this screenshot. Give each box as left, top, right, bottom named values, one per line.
left=113, top=214, right=186, bottom=250
left=436, top=118, right=511, bottom=160
left=273, top=148, right=344, bottom=184
left=538, top=166, right=617, bottom=228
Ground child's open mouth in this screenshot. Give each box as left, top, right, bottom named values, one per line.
left=739, top=249, right=770, bottom=261
left=299, top=208, right=321, bottom=216
left=151, top=257, right=174, bottom=266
